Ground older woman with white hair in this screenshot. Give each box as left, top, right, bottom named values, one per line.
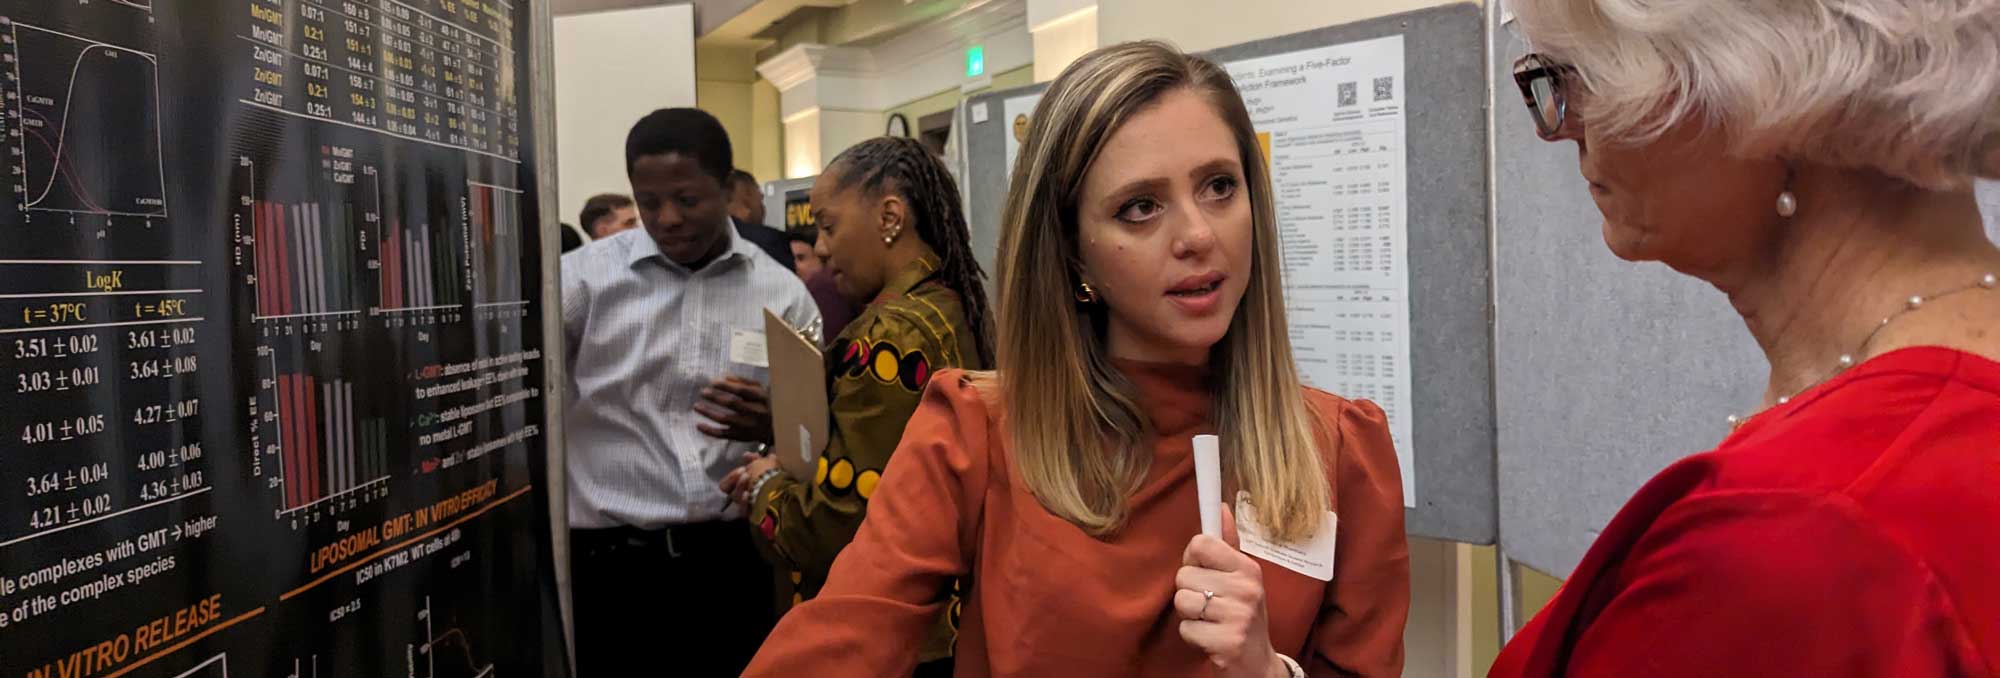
left=1492, top=1, right=2000, bottom=676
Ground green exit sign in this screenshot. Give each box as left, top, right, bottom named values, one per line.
left=965, top=45, right=985, bottom=78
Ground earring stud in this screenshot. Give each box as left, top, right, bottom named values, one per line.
left=1075, top=282, right=1099, bottom=304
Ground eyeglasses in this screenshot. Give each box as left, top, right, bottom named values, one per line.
left=1511, top=53, right=1581, bottom=140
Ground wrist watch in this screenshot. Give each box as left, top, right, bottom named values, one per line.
left=748, top=468, right=785, bottom=503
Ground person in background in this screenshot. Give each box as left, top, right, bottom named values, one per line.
left=786, top=228, right=824, bottom=280
left=743, top=42, right=1409, bottom=677
left=730, top=169, right=770, bottom=226
left=1493, top=1, right=2000, bottom=676
left=578, top=192, right=639, bottom=239
left=805, top=267, right=858, bottom=349
left=707, top=136, right=996, bottom=675
left=559, top=221, right=587, bottom=253
left=560, top=108, right=818, bottom=676
left=788, top=228, right=861, bottom=343
left=730, top=169, right=795, bottom=272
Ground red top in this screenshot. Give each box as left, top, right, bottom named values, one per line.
left=1492, top=347, right=2000, bottom=677
left=746, top=360, right=1410, bottom=677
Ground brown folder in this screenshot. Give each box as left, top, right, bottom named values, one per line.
left=765, top=309, right=828, bottom=481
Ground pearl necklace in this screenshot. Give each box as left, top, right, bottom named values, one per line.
left=1727, top=272, right=2000, bottom=429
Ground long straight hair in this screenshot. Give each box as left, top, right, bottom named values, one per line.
left=981, top=41, right=1330, bottom=542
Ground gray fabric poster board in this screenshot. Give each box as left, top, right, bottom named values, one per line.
left=965, top=83, right=1047, bottom=281
left=965, top=3, right=1496, bottom=545
left=1490, top=8, right=1765, bottom=577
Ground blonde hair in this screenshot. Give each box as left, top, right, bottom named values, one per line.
left=977, top=41, right=1330, bottom=542
left=1510, top=0, right=2000, bottom=189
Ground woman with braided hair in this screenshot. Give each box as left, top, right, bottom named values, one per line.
left=713, top=135, right=991, bottom=673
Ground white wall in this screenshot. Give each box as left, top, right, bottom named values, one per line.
left=783, top=111, right=821, bottom=179
left=554, top=5, right=696, bottom=227
left=869, top=12, right=1032, bottom=113
left=698, top=79, right=756, bottom=170
left=752, top=80, right=784, bottom=183
left=758, top=0, right=1030, bottom=178
left=818, top=109, right=882, bottom=173
left=1031, top=6, right=1096, bottom=83
left=1027, top=0, right=1096, bottom=29
left=697, top=45, right=761, bottom=174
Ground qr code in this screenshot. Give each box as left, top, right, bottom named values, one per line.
left=1338, top=82, right=1357, bottom=107
left=1373, top=76, right=1395, bottom=102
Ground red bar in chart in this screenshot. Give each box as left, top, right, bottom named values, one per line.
left=272, top=373, right=383, bottom=513
left=470, top=182, right=525, bottom=307
left=381, top=220, right=398, bottom=309
left=378, top=218, right=460, bottom=311
left=304, top=375, right=319, bottom=502
left=274, top=203, right=292, bottom=316
left=280, top=373, right=298, bottom=510
left=254, top=200, right=360, bottom=319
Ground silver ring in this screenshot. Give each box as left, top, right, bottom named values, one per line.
left=1199, top=589, right=1216, bottom=619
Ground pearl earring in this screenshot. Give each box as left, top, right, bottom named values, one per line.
left=1776, top=190, right=1798, bottom=217
left=882, top=227, right=900, bottom=245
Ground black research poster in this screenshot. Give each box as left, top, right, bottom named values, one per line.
left=0, top=0, right=566, bottom=677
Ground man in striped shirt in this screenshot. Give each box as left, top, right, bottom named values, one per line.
left=560, top=108, right=818, bottom=675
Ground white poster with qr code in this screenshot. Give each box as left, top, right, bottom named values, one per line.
left=1225, top=35, right=1415, bottom=507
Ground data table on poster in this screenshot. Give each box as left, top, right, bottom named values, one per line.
left=241, top=0, right=522, bottom=161
left=1227, top=34, right=1416, bottom=507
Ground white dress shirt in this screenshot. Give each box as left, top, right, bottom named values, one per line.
left=560, top=226, right=819, bottom=529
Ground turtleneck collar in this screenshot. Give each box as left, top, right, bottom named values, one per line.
left=1110, top=358, right=1214, bottom=437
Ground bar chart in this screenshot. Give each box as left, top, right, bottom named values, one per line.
left=252, top=200, right=364, bottom=320
left=271, top=372, right=388, bottom=514
left=236, top=150, right=378, bottom=327
left=469, top=182, right=526, bottom=310
left=379, top=217, right=464, bottom=312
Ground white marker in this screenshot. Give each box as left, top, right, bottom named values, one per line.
left=1193, top=434, right=1222, bottom=537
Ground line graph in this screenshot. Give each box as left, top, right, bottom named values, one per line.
left=417, top=596, right=495, bottom=678
left=5, top=19, right=167, bottom=217
left=172, top=653, right=228, bottom=678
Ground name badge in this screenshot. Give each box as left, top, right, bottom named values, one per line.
left=1235, top=491, right=1336, bottom=581
left=729, top=329, right=768, bottom=368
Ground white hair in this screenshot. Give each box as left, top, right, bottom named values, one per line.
left=1510, top=0, right=2000, bottom=189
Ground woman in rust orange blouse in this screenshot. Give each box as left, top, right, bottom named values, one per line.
left=745, top=41, right=1409, bottom=678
